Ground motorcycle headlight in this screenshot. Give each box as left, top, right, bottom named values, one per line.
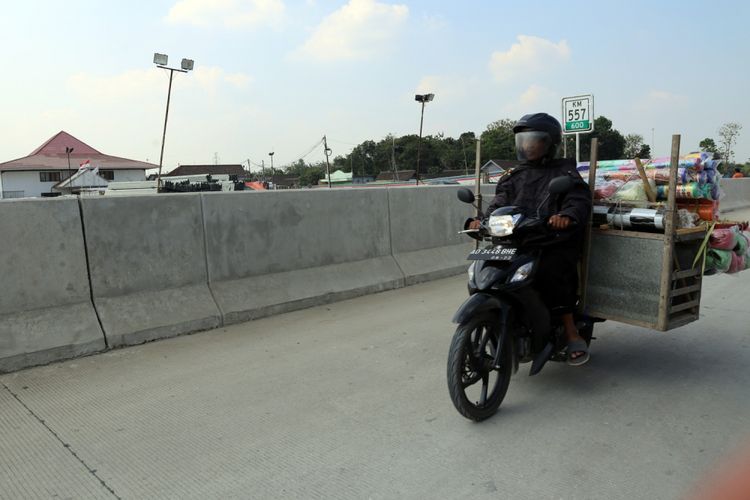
left=488, top=213, right=522, bottom=237
left=510, top=262, right=534, bottom=283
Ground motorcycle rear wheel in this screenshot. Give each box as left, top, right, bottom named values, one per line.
left=447, top=312, right=512, bottom=421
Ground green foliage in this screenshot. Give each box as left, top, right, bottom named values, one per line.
left=718, top=122, right=743, bottom=164
left=480, top=119, right=515, bottom=164
left=577, top=116, right=626, bottom=161
left=699, top=137, right=718, bottom=153
left=623, top=134, right=648, bottom=159
left=278, top=115, right=650, bottom=183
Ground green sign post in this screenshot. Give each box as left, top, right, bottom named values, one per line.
left=561, top=94, right=594, bottom=163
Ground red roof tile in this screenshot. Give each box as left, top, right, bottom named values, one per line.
left=0, top=131, right=157, bottom=172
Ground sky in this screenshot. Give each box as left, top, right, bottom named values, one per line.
left=1, top=0, right=748, bottom=173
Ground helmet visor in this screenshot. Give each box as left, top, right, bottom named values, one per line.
left=515, top=131, right=552, bottom=162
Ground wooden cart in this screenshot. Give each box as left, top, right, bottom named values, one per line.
left=580, top=135, right=707, bottom=331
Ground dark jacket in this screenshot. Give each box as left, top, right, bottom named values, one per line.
left=486, top=158, right=591, bottom=229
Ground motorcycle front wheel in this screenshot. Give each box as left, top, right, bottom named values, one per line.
left=447, top=311, right=512, bottom=421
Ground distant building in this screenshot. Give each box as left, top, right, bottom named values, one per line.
left=272, top=174, right=300, bottom=189
left=0, top=131, right=153, bottom=199
left=375, top=170, right=416, bottom=182
left=319, top=170, right=353, bottom=185
left=163, top=164, right=247, bottom=178
left=481, top=160, right=520, bottom=183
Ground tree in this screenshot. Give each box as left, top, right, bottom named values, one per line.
left=718, top=122, right=742, bottom=164
left=699, top=137, right=718, bottom=154
left=624, top=134, right=646, bottom=159
left=577, top=116, right=626, bottom=161
left=282, top=159, right=325, bottom=186
left=479, top=119, right=515, bottom=163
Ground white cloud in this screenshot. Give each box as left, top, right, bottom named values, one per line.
left=519, top=84, right=555, bottom=107
left=166, top=0, right=285, bottom=28
left=297, top=0, right=408, bottom=62
left=224, top=73, right=254, bottom=88
left=415, top=75, right=442, bottom=95
left=68, top=69, right=163, bottom=101
left=489, top=35, right=570, bottom=83
left=68, top=67, right=253, bottom=100
left=499, top=84, right=558, bottom=117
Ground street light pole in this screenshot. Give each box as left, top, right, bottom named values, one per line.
left=153, top=53, right=194, bottom=192
left=65, top=146, right=74, bottom=193
left=414, top=93, right=434, bottom=186
left=269, top=152, right=275, bottom=189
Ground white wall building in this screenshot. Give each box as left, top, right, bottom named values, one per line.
left=0, top=131, right=155, bottom=199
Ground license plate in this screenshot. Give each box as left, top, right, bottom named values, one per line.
left=468, top=245, right=517, bottom=261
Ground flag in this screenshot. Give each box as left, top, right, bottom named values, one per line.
left=78, top=159, right=91, bottom=171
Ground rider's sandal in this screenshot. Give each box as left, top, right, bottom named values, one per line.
left=567, top=339, right=590, bottom=366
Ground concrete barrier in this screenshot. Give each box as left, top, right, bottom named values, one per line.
left=202, top=189, right=404, bottom=324
left=720, top=178, right=750, bottom=213
left=80, top=195, right=221, bottom=347
left=387, top=186, right=479, bottom=285
left=0, top=198, right=105, bottom=372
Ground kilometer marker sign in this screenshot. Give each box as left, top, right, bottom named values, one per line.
left=562, top=94, right=594, bottom=134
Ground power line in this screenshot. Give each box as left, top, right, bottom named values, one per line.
left=290, top=137, right=325, bottom=162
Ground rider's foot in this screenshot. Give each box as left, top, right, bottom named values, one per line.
left=565, top=329, right=587, bottom=361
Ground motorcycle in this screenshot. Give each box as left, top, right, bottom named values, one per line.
left=447, top=176, right=600, bottom=421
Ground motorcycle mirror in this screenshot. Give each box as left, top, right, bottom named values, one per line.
left=548, top=176, right=575, bottom=195
left=457, top=188, right=475, bottom=204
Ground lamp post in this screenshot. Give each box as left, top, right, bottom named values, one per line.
left=153, top=53, right=194, bottom=192
left=269, top=151, right=275, bottom=189
left=65, top=146, right=74, bottom=193
left=414, top=93, right=434, bottom=186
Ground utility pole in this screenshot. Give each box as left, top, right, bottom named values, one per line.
left=323, top=135, right=333, bottom=188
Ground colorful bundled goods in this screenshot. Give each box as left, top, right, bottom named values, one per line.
left=678, top=199, right=719, bottom=222
left=704, top=225, right=750, bottom=275
left=578, top=152, right=724, bottom=223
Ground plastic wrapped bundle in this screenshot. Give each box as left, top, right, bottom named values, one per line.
left=727, top=253, right=746, bottom=274
left=706, top=248, right=732, bottom=273
left=735, top=232, right=749, bottom=255
left=610, top=179, right=655, bottom=201
left=710, top=227, right=739, bottom=250
left=594, top=179, right=625, bottom=199
left=656, top=183, right=705, bottom=200
left=678, top=200, right=719, bottom=221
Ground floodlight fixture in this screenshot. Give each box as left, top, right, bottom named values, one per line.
left=153, top=53, right=168, bottom=66
left=181, top=58, right=194, bottom=71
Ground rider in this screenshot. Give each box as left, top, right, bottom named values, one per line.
left=468, top=113, right=592, bottom=365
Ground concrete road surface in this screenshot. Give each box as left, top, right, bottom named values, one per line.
left=2, top=211, right=750, bottom=499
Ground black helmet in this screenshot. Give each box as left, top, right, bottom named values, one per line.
left=513, top=113, right=563, bottom=162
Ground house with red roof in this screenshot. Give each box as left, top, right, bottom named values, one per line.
left=0, top=131, right=155, bottom=199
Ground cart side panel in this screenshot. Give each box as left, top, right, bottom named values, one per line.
left=586, top=232, right=664, bottom=327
